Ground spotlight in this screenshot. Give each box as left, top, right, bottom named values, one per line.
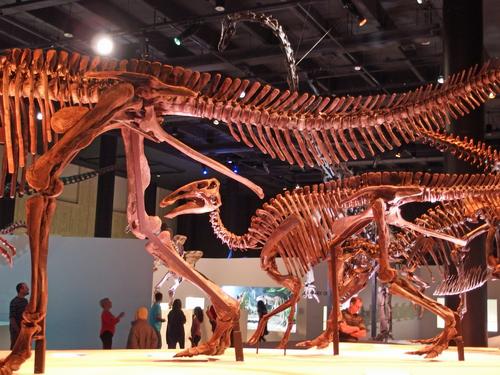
left=173, top=24, right=199, bottom=46
left=420, top=40, right=431, bottom=46
left=202, top=166, right=208, bottom=175
left=227, top=159, right=233, bottom=164
left=239, top=91, right=246, bottom=99
left=214, top=0, right=225, bottom=12
left=437, top=75, right=445, bottom=84
left=63, top=32, right=73, bottom=38
left=417, top=0, right=423, bottom=4
left=232, top=164, right=239, bottom=174
left=341, top=0, right=367, bottom=27
left=94, top=34, right=114, bottom=56
left=395, top=152, right=401, bottom=158
left=156, top=174, right=160, bottom=178
left=295, top=184, right=300, bottom=189
left=36, top=112, right=43, bottom=120
left=354, top=65, right=362, bottom=71
left=489, top=92, right=496, bottom=99
left=213, top=119, right=220, bottom=125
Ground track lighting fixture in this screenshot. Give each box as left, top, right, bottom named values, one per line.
left=340, top=0, right=367, bottom=27
left=173, top=24, right=200, bottom=46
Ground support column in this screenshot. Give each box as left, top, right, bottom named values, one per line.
left=370, top=274, right=378, bottom=339
left=94, top=134, right=117, bottom=238
left=0, top=176, right=15, bottom=228
left=144, top=181, right=157, bottom=216
left=443, top=0, right=487, bottom=348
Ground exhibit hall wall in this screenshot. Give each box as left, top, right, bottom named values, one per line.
left=0, top=236, right=152, bottom=350
left=157, top=260, right=499, bottom=345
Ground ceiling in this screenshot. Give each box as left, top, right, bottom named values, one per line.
left=1, top=0, right=499, bottom=197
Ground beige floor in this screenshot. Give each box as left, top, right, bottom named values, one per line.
left=1, top=342, right=499, bottom=375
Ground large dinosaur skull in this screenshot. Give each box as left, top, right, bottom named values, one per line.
left=161, top=179, right=221, bottom=219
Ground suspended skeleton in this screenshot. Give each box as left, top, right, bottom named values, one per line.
left=219, top=11, right=299, bottom=91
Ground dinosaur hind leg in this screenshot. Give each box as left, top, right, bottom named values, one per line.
left=247, top=216, right=303, bottom=349
left=0, top=195, right=56, bottom=375
left=389, top=278, right=460, bottom=359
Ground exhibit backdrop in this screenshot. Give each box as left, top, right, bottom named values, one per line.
left=0, top=235, right=152, bottom=350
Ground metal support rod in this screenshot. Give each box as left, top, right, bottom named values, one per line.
left=329, top=245, right=340, bottom=356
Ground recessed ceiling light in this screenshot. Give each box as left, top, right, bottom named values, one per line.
left=239, top=91, right=246, bottom=99
left=489, top=92, right=496, bottom=99
left=437, top=75, right=445, bottom=84
left=214, top=0, right=225, bottom=12
left=63, top=32, right=73, bottom=38
left=36, top=112, right=43, bottom=120
left=213, top=119, right=219, bottom=125
left=420, top=40, right=431, bottom=46
left=354, top=65, right=362, bottom=71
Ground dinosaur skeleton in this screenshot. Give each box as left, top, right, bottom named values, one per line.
left=153, top=234, right=204, bottom=305
left=161, top=172, right=500, bottom=358
left=0, top=46, right=498, bottom=373
left=218, top=11, right=299, bottom=91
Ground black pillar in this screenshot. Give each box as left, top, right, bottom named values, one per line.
left=443, top=0, right=487, bottom=347
left=94, top=135, right=117, bottom=238
left=144, top=181, right=157, bottom=216
left=0, top=175, right=15, bottom=228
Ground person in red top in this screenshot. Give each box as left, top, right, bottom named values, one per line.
left=99, top=297, right=124, bottom=349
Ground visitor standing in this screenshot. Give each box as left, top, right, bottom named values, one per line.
left=189, top=306, right=204, bottom=347
left=9, top=282, right=29, bottom=349
left=257, top=300, right=269, bottom=342
left=149, top=292, right=165, bottom=348
left=166, top=298, right=186, bottom=349
left=99, top=297, right=124, bottom=349
left=127, top=306, right=158, bottom=349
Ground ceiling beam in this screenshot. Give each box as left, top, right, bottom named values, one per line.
left=355, top=0, right=426, bottom=83
left=163, top=25, right=439, bottom=71
left=0, top=0, right=79, bottom=16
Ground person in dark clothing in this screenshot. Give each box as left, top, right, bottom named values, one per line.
left=257, top=300, right=269, bottom=342
left=99, top=297, right=124, bottom=349
left=166, top=298, right=186, bottom=349
left=127, top=306, right=158, bottom=349
left=339, top=296, right=367, bottom=342
left=206, top=304, right=217, bottom=333
left=189, top=306, right=204, bottom=347
left=9, top=282, right=29, bottom=349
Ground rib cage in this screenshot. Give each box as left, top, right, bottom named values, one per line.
left=209, top=171, right=500, bottom=278
left=391, top=196, right=500, bottom=294
left=1, top=48, right=499, bottom=197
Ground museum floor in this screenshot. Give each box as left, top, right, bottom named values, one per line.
left=2, top=342, right=499, bottom=375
